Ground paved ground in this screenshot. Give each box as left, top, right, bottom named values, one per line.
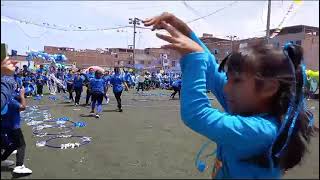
left=1, top=88, right=319, bottom=179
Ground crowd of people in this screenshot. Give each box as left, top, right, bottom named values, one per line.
left=1, top=42, right=182, bottom=175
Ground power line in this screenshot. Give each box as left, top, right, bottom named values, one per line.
left=182, top=1, right=203, bottom=17
left=186, top=1, right=238, bottom=24
left=15, top=23, right=49, bottom=39
left=2, top=15, right=154, bottom=32
left=1, top=2, right=141, bottom=9
left=2, top=15, right=135, bottom=32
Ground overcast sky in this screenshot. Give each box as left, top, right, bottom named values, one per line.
left=1, top=1, right=319, bottom=55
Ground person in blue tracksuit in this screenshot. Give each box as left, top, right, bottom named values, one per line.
left=22, top=65, right=30, bottom=78
left=109, top=67, right=129, bottom=112
left=36, top=64, right=45, bottom=75
left=85, top=68, right=95, bottom=106
left=14, top=72, right=23, bottom=90
left=73, top=70, right=85, bottom=106
left=170, top=77, right=182, bottom=99
left=144, top=13, right=317, bottom=179
left=1, top=87, right=32, bottom=174
left=22, top=73, right=35, bottom=97
left=103, top=71, right=111, bottom=104
left=35, top=71, right=47, bottom=96
left=89, top=70, right=107, bottom=118
left=65, top=70, right=74, bottom=102
left=124, top=70, right=133, bottom=89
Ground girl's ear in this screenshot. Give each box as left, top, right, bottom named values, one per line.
left=260, top=79, right=280, bottom=98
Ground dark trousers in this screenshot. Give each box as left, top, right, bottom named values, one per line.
left=74, top=88, right=82, bottom=104
left=91, top=92, right=104, bottom=113
left=67, top=84, right=74, bottom=101
left=171, top=87, right=180, bottom=99
left=86, top=88, right=92, bottom=104
left=36, top=84, right=43, bottom=95
left=57, top=85, right=65, bottom=93
left=137, top=82, right=144, bottom=91
left=1, top=129, right=26, bottom=166
left=126, top=81, right=131, bottom=89
left=114, top=91, right=122, bottom=109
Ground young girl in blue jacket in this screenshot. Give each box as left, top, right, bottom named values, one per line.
left=144, top=12, right=317, bottom=179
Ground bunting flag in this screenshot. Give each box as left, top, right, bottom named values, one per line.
left=1, top=15, right=144, bottom=32
left=270, top=0, right=303, bottom=38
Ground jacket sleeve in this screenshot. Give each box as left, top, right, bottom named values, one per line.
left=189, top=32, right=228, bottom=110
left=1, top=82, right=14, bottom=111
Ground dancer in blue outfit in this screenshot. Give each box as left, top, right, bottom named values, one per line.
left=85, top=68, right=95, bottom=106
left=109, top=67, right=129, bottom=112
left=73, top=70, right=85, bottom=106
left=89, top=70, right=107, bottom=118
left=35, top=71, right=47, bottom=96
left=65, top=69, right=74, bottom=103
left=144, top=12, right=317, bottom=179
left=170, top=77, right=182, bottom=99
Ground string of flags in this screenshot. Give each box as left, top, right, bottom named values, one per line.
left=1, top=15, right=150, bottom=32
left=270, top=0, right=303, bottom=38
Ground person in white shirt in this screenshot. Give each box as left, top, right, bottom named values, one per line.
left=136, top=72, right=145, bottom=92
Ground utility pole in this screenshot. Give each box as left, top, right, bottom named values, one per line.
left=129, top=17, right=141, bottom=67
left=226, top=35, right=237, bottom=51
left=266, top=0, right=271, bottom=44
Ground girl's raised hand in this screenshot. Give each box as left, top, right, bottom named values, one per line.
left=143, top=12, right=174, bottom=31
left=155, top=21, right=203, bottom=56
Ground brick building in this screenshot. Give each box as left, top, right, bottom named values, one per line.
left=43, top=46, right=181, bottom=72
left=199, top=25, right=319, bottom=71
left=44, top=46, right=115, bottom=68
left=200, top=34, right=232, bottom=63
left=269, top=25, right=319, bottom=71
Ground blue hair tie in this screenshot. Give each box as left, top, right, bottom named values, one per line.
left=269, top=45, right=312, bottom=166
left=268, top=43, right=298, bottom=168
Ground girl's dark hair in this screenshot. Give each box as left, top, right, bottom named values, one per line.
left=219, top=42, right=318, bottom=171
left=95, top=70, right=102, bottom=78
left=114, top=67, right=120, bottom=74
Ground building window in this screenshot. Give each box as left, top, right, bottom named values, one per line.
left=140, top=60, right=144, bottom=64
left=115, top=54, right=118, bottom=58
left=128, top=61, right=131, bottom=64
left=148, top=61, right=151, bottom=65
left=172, top=61, right=176, bottom=67
left=295, top=40, right=302, bottom=45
